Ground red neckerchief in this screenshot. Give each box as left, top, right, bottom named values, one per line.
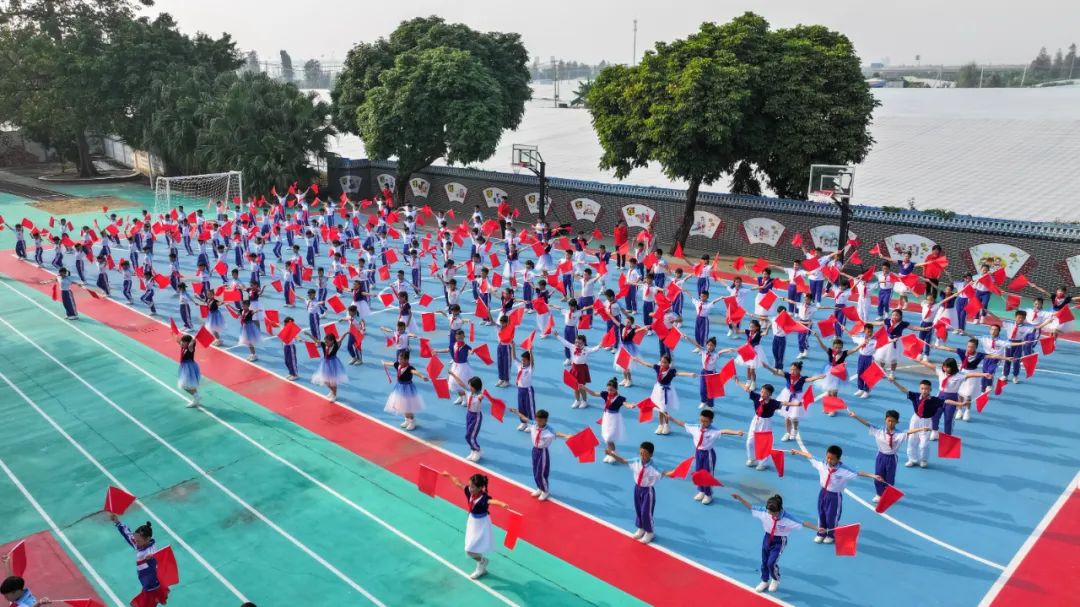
left=768, top=515, right=780, bottom=543
left=917, top=395, right=927, bottom=417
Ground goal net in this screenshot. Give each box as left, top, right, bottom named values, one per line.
left=153, top=171, right=243, bottom=217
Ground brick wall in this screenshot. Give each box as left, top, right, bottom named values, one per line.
left=328, top=158, right=1080, bottom=294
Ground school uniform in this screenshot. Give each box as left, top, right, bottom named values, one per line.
left=450, top=342, right=476, bottom=392
left=979, top=335, right=1006, bottom=391
left=463, top=489, right=493, bottom=555
left=932, top=369, right=968, bottom=436
left=754, top=275, right=774, bottom=316
left=854, top=334, right=877, bottom=392
left=746, top=391, right=783, bottom=463
left=600, top=391, right=626, bottom=444
left=869, top=425, right=908, bottom=495
left=906, top=391, right=943, bottom=464
left=60, top=275, right=77, bottom=317
left=464, top=392, right=485, bottom=453
left=116, top=521, right=169, bottom=607
left=770, top=314, right=788, bottom=368
left=779, top=373, right=809, bottom=422
left=651, top=364, right=679, bottom=413
left=686, top=424, right=724, bottom=497
left=805, top=253, right=825, bottom=303
left=809, top=458, right=858, bottom=539
left=693, top=297, right=715, bottom=347
left=624, top=268, right=640, bottom=312
left=529, top=424, right=557, bottom=493
left=751, top=507, right=803, bottom=584
left=873, top=318, right=910, bottom=367
left=629, top=459, right=662, bottom=533
left=283, top=329, right=299, bottom=377
left=516, top=363, right=535, bottom=422
left=698, top=350, right=719, bottom=408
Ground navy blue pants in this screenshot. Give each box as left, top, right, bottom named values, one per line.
left=772, top=335, right=787, bottom=369
left=760, top=535, right=787, bottom=583
left=856, top=354, right=873, bottom=391
left=61, top=290, right=77, bottom=317
left=932, top=391, right=959, bottom=435
left=875, top=452, right=897, bottom=496
left=497, top=344, right=512, bottom=382
left=694, top=448, right=716, bottom=496
left=817, top=490, right=842, bottom=538
left=284, top=344, right=298, bottom=376
left=877, top=288, right=893, bottom=317
left=517, top=386, right=535, bottom=420
left=634, top=485, right=655, bottom=533
left=532, top=447, right=550, bottom=492
left=465, top=411, right=482, bottom=451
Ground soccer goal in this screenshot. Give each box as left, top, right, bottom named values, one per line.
left=153, top=171, right=243, bottom=217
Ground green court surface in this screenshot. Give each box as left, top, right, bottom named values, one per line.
left=0, top=281, right=642, bottom=607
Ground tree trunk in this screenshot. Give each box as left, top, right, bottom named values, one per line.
left=673, top=175, right=703, bottom=248
left=75, top=132, right=99, bottom=178
left=394, top=170, right=411, bottom=207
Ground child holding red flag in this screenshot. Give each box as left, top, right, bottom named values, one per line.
left=110, top=515, right=170, bottom=607
left=759, top=361, right=825, bottom=441
left=909, top=356, right=991, bottom=439
left=667, top=409, right=744, bottom=504
left=435, top=329, right=478, bottom=405
left=731, top=493, right=820, bottom=593
left=447, top=374, right=487, bottom=461
left=846, top=409, right=929, bottom=502
left=509, top=408, right=572, bottom=501
left=512, top=351, right=536, bottom=431
left=555, top=333, right=603, bottom=409
left=306, top=333, right=348, bottom=402
left=494, top=316, right=516, bottom=387
left=606, top=441, right=680, bottom=544
left=438, top=472, right=513, bottom=579
left=175, top=334, right=201, bottom=408
left=582, top=378, right=633, bottom=462
left=630, top=354, right=698, bottom=435
left=734, top=380, right=801, bottom=470
left=57, top=267, right=78, bottom=319
left=382, top=350, right=430, bottom=431
left=788, top=445, right=882, bottom=544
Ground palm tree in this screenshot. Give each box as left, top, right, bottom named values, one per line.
left=571, top=79, right=593, bottom=107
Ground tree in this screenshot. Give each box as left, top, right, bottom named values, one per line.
left=1051, top=48, right=1064, bottom=79
left=587, top=12, right=877, bottom=246
left=956, top=62, right=980, bottom=88
left=0, top=0, right=156, bottom=176
left=197, top=73, right=333, bottom=194
left=280, top=49, right=294, bottom=82
left=244, top=50, right=260, bottom=72
left=331, top=16, right=530, bottom=201
left=1030, top=47, right=1052, bottom=81
left=570, top=79, right=593, bottom=107
left=303, top=58, right=323, bottom=88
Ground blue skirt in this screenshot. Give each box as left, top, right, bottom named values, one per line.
left=385, top=381, right=424, bottom=414
left=237, top=320, right=262, bottom=346
left=206, top=310, right=226, bottom=333
left=178, top=360, right=201, bottom=390
left=313, top=355, right=349, bottom=386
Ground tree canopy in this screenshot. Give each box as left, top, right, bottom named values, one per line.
left=331, top=16, right=530, bottom=199
left=587, top=12, right=878, bottom=245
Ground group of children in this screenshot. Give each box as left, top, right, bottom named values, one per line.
left=8, top=189, right=1078, bottom=595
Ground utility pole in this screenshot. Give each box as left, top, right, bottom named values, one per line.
left=1070, top=53, right=1077, bottom=80
left=979, top=65, right=985, bottom=88
left=633, top=19, right=638, bottom=66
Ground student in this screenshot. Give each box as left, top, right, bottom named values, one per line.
left=110, top=515, right=169, bottom=607
left=847, top=409, right=930, bottom=501
left=512, top=350, right=536, bottom=431
left=760, top=361, right=824, bottom=442
left=789, top=446, right=882, bottom=544
left=309, top=333, right=348, bottom=401
left=382, top=350, right=429, bottom=431
left=734, top=381, right=801, bottom=470
left=884, top=376, right=960, bottom=468
left=509, top=408, right=571, bottom=500
left=175, top=334, right=201, bottom=408
left=57, top=267, right=78, bottom=320
left=555, top=333, right=603, bottom=408
left=0, top=554, right=47, bottom=607
left=436, top=329, right=477, bottom=405
left=582, top=378, right=634, bottom=461
left=909, top=356, right=991, bottom=438
left=630, top=353, right=697, bottom=435
left=736, top=319, right=767, bottom=389
left=448, top=374, right=487, bottom=461
left=438, top=472, right=512, bottom=579
left=606, top=441, right=679, bottom=544
left=494, top=316, right=517, bottom=387
left=237, top=300, right=261, bottom=361
left=281, top=316, right=300, bottom=380
left=731, top=493, right=821, bottom=593
left=667, top=410, right=744, bottom=504
left=870, top=308, right=910, bottom=379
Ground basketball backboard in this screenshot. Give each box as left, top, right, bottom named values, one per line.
left=512, top=144, right=541, bottom=173
left=807, top=164, right=855, bottom=203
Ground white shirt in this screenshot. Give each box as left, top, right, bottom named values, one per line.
left=700, top=350, right=718, bottom=372
left=694, top=298, right=715, bottom=318
left=686, top=424, right=724, bottom=450
left=980, top=335, right=1007, bottom=356
left=558, top=339, right=601, bottom=364
left=771, top=314, right=788, bottom=338
left=529, top=424, right=556, bottom=449
left=465, top=392, right=484, bottom=413
left=629, top=459, right=662, bottom=487
left=936, top=369, right=968, bottom=394
left=1002, top=321, right=1032, bottom=341
left=752, top=508, right=803, bottom=537
left=809, top=459, right=858, bottom=493
left=870, top=425, right=909, bottom=455
left=515, top=362, right=534, bottom=388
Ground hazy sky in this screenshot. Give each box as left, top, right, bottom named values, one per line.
left=146, top=0, right=1079, bottom=67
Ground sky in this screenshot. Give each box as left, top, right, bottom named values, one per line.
left=145, top=0, right=1080, bottom=68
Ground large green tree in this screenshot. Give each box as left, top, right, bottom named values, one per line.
left=587, top=12, right=877, bottom=246
left=196, top=72, right=333, bottom=194
left=331, top=16, right=530, bottom=201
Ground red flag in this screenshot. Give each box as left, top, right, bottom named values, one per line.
left=1020, top=353, right=1038, bottom=378
left=1055, top=305, right=1075, bottom=324
left=823, top=395, right=847, bottom=413
left=662, top=328, right=682, bottom=351
left=672, top=242, right=685, bottom=258
left=326, top=295, right=345, bottom=313
left=758, top=290, right=777, bottom=310
left=670, top=456, right=694, bottom=479
left=484, top=390, right=506, bottom=422
left=704, top=373, right=726, bottom=399
left=503, top=510, right=524, bottom=549
left=791, top=232, right=803, bottom=247
left=1040, top=336, right=1056, bottom=355
left=417, top=337, right=432, bottom=358
left=565, top=427, right=599, bottom=460
left=938, top=433, right=962, bottom=458
left=994, top=376, right=1007, bottom=396
left=802, top=386, right=816, bottom=409
left=51, top=283, right=59, bottom=301
left=520, top=330, right=536, bottom=351
left=169, top=317, right=180, bottom=336
left=875, top=485, right=904, bottom=514
left=817, top=317, right=837, bottom=337
left=753, top=431, right=773, bottom=461
left=7, top=541, right=26, bottom=577
left=473, top=343, right=493, bottom=365
left=432, top=377, right=450, bottom=399
left=636, top=397, right=656, bottom=422
left=195, top=326, right=215, bottom=348
left=531, top=298, right=550, bottom=315
left=733, top=256, right=745, bottom=271
left=475, top=299, right=490, bottom=320
left=849, top=250, right=862, bottom=265
left=427, top=355, right=444, bottom=379
left=562, top=369, right=579, bottom=390
left=419, top=293, right=434, bottom=307
left=901, top=334, right=925, bottom=360
left=304, top=341, right=321, bottom=358
left=690, top=469, right=723, bottom=487
left=975, top=391, right=990, bottom=413
left=417, top=464, right=439, bottom=497
left=421, top=312, right=436, bottom=331
left=737, top=342, right=757, bottom=362
left=770, top=449, right=786, bottom=477
left=869, top=243, right=881, bottom=256
left=1007, top=275, right=1029, bottom=291
left=860, top=361, right=886, bottom=390
left=833, top=524, right=861, bottom=556
left=717, top=358, right=736, bottom=384
left=62, top=600, right=104, bottom=607
left=379, top=292, right=394, bottom=307
left=577, top=314, right=593, bottom=330
left=154, top=546, right=179, bottom=587
left=751, top=258, right=769, bottom=274
left=774, top=310, right=808, bottom=334
left=277, top=322, right=300, bottom=345
left=1005, top=294, right=1021, bottom=311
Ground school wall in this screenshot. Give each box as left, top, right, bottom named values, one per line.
left=327, top=158, right=1080, bottom=294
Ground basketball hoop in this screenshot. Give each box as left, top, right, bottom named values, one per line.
left=809, top=190, right=837, bottom=203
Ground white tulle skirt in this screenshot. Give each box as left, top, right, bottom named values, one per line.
left=178, top=361, right=201, bottom=390
left=312, top=356, right=349, bottom=386
left=384, top=381, right=425, bottom=415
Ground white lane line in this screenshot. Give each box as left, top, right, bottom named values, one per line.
left=0, top=373, right=245, bottom=604
left=976, top=470, right=1080, bottom=606
left=0, top=319, right=386, bottom=607
left=0, top=457, right=127, bottom=607
left=793, top=430, right=1005, bottom=570
left=0, top=296, right=517, bottom=606
left=1, top=263, right=792, bottom=606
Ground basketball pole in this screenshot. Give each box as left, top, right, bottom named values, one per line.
left=538, top=158, right=547, bottom=222
left=836, top=194, right=852, bottom=263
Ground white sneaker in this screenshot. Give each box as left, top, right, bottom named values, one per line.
left=727, top=329, right=734, bottom=337
left=632, top=528, right=646, bottom=539
left=954, top=409, right=962, bottom=420
left=853, top=390, right=864, bottom=398
left=755, top=581, right=769, bottom=593
left=1012, top=377, right=1019, bottom=384
left=538, top=491, right=549, bottom=502
left=578, top=400, right=587, bottom=408
left=655, top=424, right=664, bottom=435
left=531, top=488, right=542, bottom=497
left=466, top=451, right=478, bottom=461
left=660, top=424, right=671, bottom=435
left=570, top=399, right=580, bottom=409
left=797, top=351, right=808, bottom=359
left=756, top=462, right=768, bottom=471
left=692, top=347, right=701, bottom=353
left=930, top=431, right=939, bottom=441
left=888, top=372, right=895, bottom=380
left=186, top=398, right=199, bottom=408
left=747, top=381, right=755, bottom=390
left=701, top=495, right=713, bottom=505
left=813, top=535, right=824, bottom=544
left=781, top=432, right=791, bottom=442
left=693, top=492, right=705, bottom=501
left=860, top=391, right=870, bottom=399
left=823, top=537, right=835, bottom=545
left=699, top=402, right=707, bottom=409
left=872, top=495, right=881, bottom=503
left=404, top=420, right=416, bottom=431
left=919, top=460, right=928, bottom=468
left=768, top=579, right=779, bottom=592
left=963, top=408, right=971, bottom=421
left=603, top=454, right=615, bottom=464
left=905, top=460, right=917, bottom=467
left=563, top=358, right=571, bottom=366
left=454, top=395, right=464, bottom=405
left=469, top=557, right=488, bottom=579
left=400, top=420, right=409, bottom=428
left=516, top=422, right=528, bottom=431
left=746, top=459, right=756, bottom=467
left=638, top=532, right=654, bottom=544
